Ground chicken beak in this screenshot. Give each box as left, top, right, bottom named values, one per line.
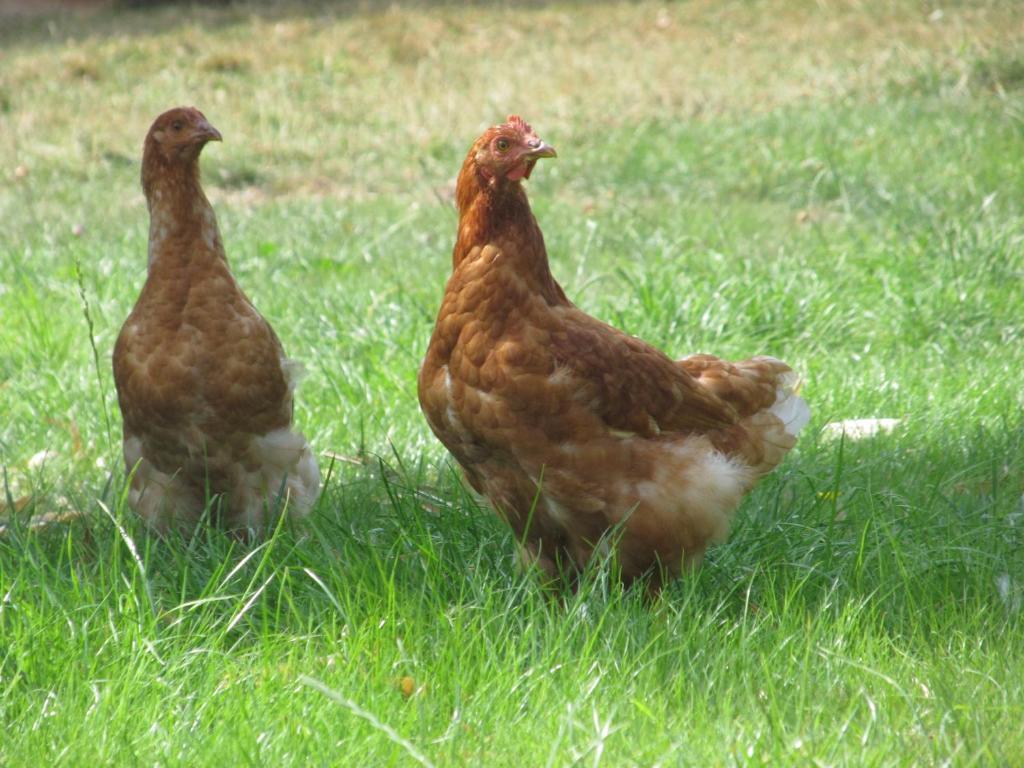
left=195, top=119, right=223, bottom=143
left=524, top=141, right=556, bottom=160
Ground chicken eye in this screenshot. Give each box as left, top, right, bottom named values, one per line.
left=495, top=138, right=511, bottom=152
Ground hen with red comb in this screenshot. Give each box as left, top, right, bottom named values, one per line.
left=419, top=116, right=809, bottom=589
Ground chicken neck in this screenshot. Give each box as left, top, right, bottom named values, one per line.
left=453, top=170, right=567, bottom=305
left=142, top=154, right=224, bottom=270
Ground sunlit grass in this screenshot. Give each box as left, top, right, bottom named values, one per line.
left=1, top=0, right=1023, bottom=764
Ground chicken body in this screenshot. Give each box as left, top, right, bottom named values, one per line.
left=113, top=107, right=320, bottom=533
left=419, top=116, right=809, bottom=587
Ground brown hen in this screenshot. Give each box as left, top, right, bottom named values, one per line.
left=112, top=107, right=320, bottom=534
left=419, top=116, right=809, bottom=588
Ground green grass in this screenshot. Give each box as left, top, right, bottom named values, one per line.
left=2, top=0, right=1023, bottom=764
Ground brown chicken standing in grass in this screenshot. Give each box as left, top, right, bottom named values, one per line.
left=419, top=116, right=810, bottom=589
left=112, top=107, right=320, bottom=534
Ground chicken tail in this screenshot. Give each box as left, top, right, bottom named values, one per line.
left=732, top=357, right=809, bottom=478
left=681, top=354, right=809, bottom=480
left=766, top=365, right=811, bottom=438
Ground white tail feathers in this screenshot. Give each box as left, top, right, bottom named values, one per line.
left=769, top=379, right=811, bottom=438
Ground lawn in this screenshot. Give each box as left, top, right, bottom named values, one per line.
left=1, top=0, right=1023, bottom=764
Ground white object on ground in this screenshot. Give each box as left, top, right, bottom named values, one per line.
left=821, top=419, right=902, bottom=440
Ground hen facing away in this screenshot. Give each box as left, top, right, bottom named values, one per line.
left=112, top=107, right=320, bottom=534
left=419, top=116, right=810, bottom=589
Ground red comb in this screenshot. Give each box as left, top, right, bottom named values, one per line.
left=505, top=115, right=534, bottom=135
